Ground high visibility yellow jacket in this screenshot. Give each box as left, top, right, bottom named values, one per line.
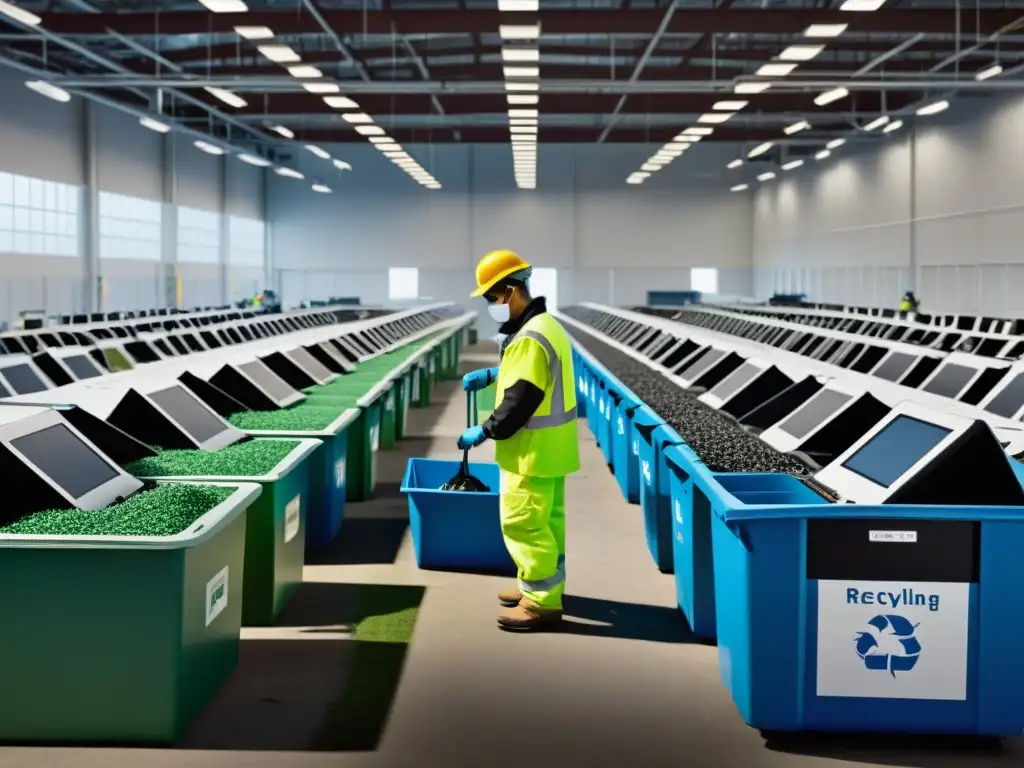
left=494, top=312, right=580, bottom=478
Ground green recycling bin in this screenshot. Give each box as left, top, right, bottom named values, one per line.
left=0, top=481, right=259, bottom=743
left=430, top=345, right=442, bottom=383
left=347, top=388, right=385, bottom=501
left=130, top=439, right=321, bottom=626
left=395, top=368, right=412, bottom=439
left=468, top=326, right=478, bottom=344
left=379, top=380, right=399, bottom=450
left=411, top=358, right=432, bottom=408
left=228, top=407, right=362, bottom=553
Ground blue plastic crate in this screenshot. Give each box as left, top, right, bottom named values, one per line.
left=634, top=407, right=682, bottom=573
left=401, top=458, right=516, bottom=574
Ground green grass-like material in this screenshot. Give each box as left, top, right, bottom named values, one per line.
left=228, top=403, right=348, bottom=432
left=126, top=439, right=303, bottom=478
left=0, top=483, right=234, bottom=537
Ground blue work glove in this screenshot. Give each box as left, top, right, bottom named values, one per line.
left=463, top=367, right=499, bottom=393
left=457, top=425, right=487, bottom=450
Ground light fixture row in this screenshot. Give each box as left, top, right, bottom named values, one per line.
left=499, top=16, right=541, bottom=189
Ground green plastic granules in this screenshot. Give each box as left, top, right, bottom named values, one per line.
left=0, top=484, right=234, bottom=537
left=126, top=439, right=302, bottom=478
left=228, top=403, right=347, bottom=432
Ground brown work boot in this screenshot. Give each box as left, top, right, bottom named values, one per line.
left=497, top=599, right=563, bottom=632
left=497, top=587, right=521, bottom=607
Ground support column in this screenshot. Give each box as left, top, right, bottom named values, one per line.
left=262, top=167, right=276, bottom=297
left=219, top=156, right=229, bottom=305
left=160, top=132, right=179, bottom=309
left=82, top=101, right=99, bottom=314
left=908, top=127, right=917, bottom=293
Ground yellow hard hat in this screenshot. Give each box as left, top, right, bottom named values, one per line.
left=471, top=250, right=532, bottom=297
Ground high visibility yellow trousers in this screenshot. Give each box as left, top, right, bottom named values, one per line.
left=499, top=470, right=566, bottom=610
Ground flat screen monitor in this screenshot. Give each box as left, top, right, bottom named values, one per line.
left=841, top=415, right=952, bottom=489
left=64, top=355, right=102, bottom=380
left=680, top=349, right=724, bottom=381
left=287, top=348, right=334, bottom=381
left=11, top=423, right=121, bottom=499
left=923, top=363, right=978, bottom=399
left=984, top=373, right=1024, bottom=419
left=2, top=364, right=46, bottom=395
left=239, top=361, right=299, bottom=402
left=777, top=389, right=853, bottom=441
left=708, top=363, right=760, bottom=403
left=872, top=352, right=917, bottom=383
left=150, top=386, right=230, bottom=445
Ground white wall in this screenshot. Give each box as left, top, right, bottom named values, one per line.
left=269, top=141, right=754, bottom=322
left=0, top=66, right=268, bottom=325
left=753, top=92, right=1024, bottom=316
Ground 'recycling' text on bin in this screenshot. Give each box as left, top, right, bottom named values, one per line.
left=847, top=587, right=940, bottom=612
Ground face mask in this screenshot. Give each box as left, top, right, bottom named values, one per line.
left=488, top=303, right=511, bottom=323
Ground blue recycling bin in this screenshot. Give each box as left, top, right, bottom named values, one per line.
left=401, top=458, right=516, bottom=574
left=574, top=359, right=588, bottom=419
left=634, top=406, right=684, bottom=573
left=610, top=387, right=642, bottom=503
left=588, top=370, right=600, bottom=440
left=699, top=468, right=1024, bottom=736
left=596, top=380, right=614, bottom=466
left=664, top=444, right=718, bottom=639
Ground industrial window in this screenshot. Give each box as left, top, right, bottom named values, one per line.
left=177, top=206, right=220, bottom=264
left=98, top=192, right=161, bottom=261
left=0, top=171, right=80, bottom=257
left=691, top=268, right=719, bottom=295
left=388, top=267, right=419, bottom=301
left=228, top=216, right=265, bottom=267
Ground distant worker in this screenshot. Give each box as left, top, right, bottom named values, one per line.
left=458, top=250, right=580, bottom=632
left=899, top=290, right=921, bottom=318
left=252, top=292, right=264, bottom=310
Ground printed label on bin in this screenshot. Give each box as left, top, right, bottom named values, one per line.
left=618, top=416, right=625, bottom=436
left=284, top=494, right=301, bottom=544
left=371, top=424, right=380, bottom=452
left=412, top=372, right=421, bottom=400
left=334, top=457, right=346, bottom=488
left=642, top=459, right=652, bottom=486
left=869, top=530, right=918, bottom=543
left=633, top=439, right=639, bottom=457
left=205, top=566, right=229, bottom=627
left=815, top=580, right=969, bottom=701
left=386, top=393, right=395, bottom=412
left=579, top=377, right=588, bottom=395
left=674, top=500, right=683, bottom=526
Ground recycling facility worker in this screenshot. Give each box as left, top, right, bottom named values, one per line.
left=458, top=250, right=580, bottom=632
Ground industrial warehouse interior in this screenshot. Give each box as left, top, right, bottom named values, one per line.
left=0, top=0, right=1023, bottom=765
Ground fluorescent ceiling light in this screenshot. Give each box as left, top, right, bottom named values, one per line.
left=510, top=118, right=538, bottom=126
left=324, top=96, right=359, bottom=109
left=840, top=0, right=886, bottom=9
left=826, top=138, right=846, bottom=149
left=784, top=120, right=810, bottom=135
left=804, top=23, right=847, bottom=37
left=238, top=153, right=271, bottom=167
left=498, top=0, right=539, bottom=10
left=139, top=116, right=170, bottom=133
left=815, top=149, right=831, bottom=160
left=661, top=147, right=684, bottom=156
left=713, top=100, right=748, bottom=111
left=502, top=47, right=540, bottom=63
left=976, top=64, right=1003, bottom=81
left=735, top=82, right=771, bottom=94
left=194, top=140, right=225, bottom=155
left=204, top=87, right=247, bottom=108
left=698, top=112, right=734, bottom=124
left=375, top=143, right=402, bottom=151
left=385, top=151, right=408, bottom=159
left=0, top=0, right=41, bottom=26
left=504, top=66, right=540, bottom=78
left=727, top=159, right=743, bottom=169
left=863, top=115, right=890, bottom=131
left=673, top=134, right=700, bottom=142
left=756, top=62, right=797, bottom=77
left=305, top=144, right=330, bottom=159
left=505, top=81, right=539, bottom=91
left=508, top=94, right=539, bottom=105
left=757, top=172, right=776, bottom=182
left=270, top=125, right=294, bottom=139
left=778, top=44, right=825, bottom=61
left=305, top=82, right=340, bottom=94
left=199, top=0, right=247, bottom=11
left=234, top=25, right=274, bottom=40
left=25, top=80, right=71, bottom=103
left=288, top=65, right=323, bottom=79
left=257, top=45, right=301, bottom=63
left=683, top=127, right=714, bottom=136
left=626, top=177, right=645, bottom=185
left=275, top=167, right=304, bottom=179
left=748, top=142, right=773, bottom=158
left=499, top=24, right=541, bottom=39
left=782, top=159, right=804, bottom=170
left=368, top=136, right=392, bottom=143
left=640, top=163, right=660, bottom=172
left=883, top=119, right=904, bottom=133
left=510, top=125, right=539, bottom=133
left=342, top=112, right=374, bottom=124
left=731, top=184, right=749, bottom=192
left=916, top=100, right=949, bottom=116
left=509, top=108, right=539, bottom=118
left=312, top=184, right=331, bottom=194
left=814, top=87, right=849, bottom=106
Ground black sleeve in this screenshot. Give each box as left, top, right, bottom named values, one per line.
left=482, top=380, right=545, bottom=440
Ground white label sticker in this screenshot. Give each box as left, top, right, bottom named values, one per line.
left=632, top=439, right=639, bottom=457
left=816, top=580, right=969, bottom=701
left=869, top=530, right=918, bottom=543
left=334, top=457, right=346, bottom=488
left=676, top=531, right=684, bottom=544
left=386, top=393, right=395, bottom=412
left=284, top=494, right=301, bottom=544
left=641, top=459, right=652, bottom=486
left=674, top=499, right=683, bottom=525
left=205, top=566, right=229, bottom=627
left=371, top=424, right=380, bottom=452
left=412, top=370, right=421, bottom=400
left=617, top=416, right=625, bottom=436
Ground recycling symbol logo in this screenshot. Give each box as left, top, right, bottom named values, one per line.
left=854, top=614, right=921, bottom=677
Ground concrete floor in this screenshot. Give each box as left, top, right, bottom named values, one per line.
left=5, top=345, right=1024, bottom=767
